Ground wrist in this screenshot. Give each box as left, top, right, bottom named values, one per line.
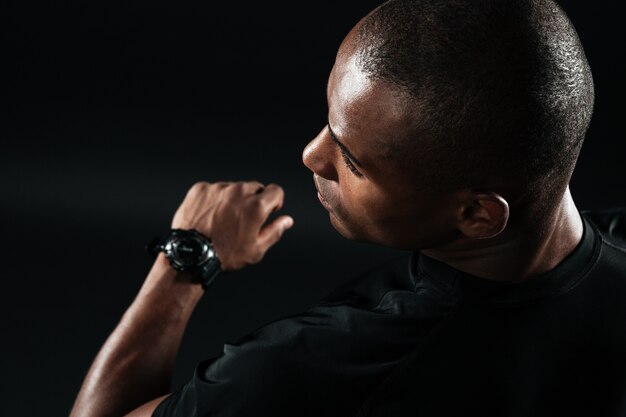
left=147, top=229, right=222, bottom=290
left=141, top=253, right=205, bottom=307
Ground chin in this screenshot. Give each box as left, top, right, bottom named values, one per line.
left=328, top=212, right=354, bottom=238
left=328, top=213, right=372, bottom=243
left=330, top=213, right=415, bottom=249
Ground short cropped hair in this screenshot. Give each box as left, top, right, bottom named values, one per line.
left=356, top=0, right=594, bottom=196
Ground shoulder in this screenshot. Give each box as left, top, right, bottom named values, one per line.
left=199, top=253, right=416, bottom=391
left=189, top=252, right=413, bottom=380
left=582, top=207, right=626, bottom=250
left=152, top=253, right=433, bottom=416
left=319, top=251, right=415, bottom=308
left=155, top=292, right=412, bottom=416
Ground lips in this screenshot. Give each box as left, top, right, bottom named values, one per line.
left=317, top=191, right=332, bottom=210
left=314, top=175, right=333, bottom=212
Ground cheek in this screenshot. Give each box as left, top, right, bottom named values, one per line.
left=338, top=179, right=389, bottom=220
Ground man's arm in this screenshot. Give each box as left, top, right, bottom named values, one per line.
left=69, top=181, right=294, bottom=417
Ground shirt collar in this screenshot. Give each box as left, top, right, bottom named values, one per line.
left=410, top=213, right=601, bottom=305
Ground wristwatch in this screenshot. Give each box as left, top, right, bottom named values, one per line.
left=146, top=229, right=222, bottom=290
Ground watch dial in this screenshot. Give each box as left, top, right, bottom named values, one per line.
left=173, top=237, right=205, bottom=266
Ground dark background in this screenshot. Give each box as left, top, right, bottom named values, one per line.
left=4, top=1, right=625, bottom=415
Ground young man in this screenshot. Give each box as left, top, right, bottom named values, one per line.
left=70, top=0, right=626, bottom=416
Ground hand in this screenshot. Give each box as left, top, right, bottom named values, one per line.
left=171, top=181, right=294, bottom=271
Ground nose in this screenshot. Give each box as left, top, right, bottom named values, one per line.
left=302, top=126, right=338, bottom=182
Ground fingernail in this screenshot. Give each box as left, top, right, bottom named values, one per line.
left=283, top=217, right=294, bottom=229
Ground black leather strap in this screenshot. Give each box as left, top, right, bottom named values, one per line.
left=197, top=256, right=222, bottom=290
left=146, top=236, right=165, bottom=258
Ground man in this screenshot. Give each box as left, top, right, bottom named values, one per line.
left=70, top=0, right=626, bottom=416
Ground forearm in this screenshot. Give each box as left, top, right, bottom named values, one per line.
left=70, top=254, right=204, bottom=417
left=70, top=180, right=293, bottom=416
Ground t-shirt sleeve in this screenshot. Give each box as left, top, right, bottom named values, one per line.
left=151, top=302, right=413, bottom=417
left=152, top=317, right=304, bottom=417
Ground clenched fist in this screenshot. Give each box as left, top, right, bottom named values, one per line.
left=171, top=181, right=294, bottom=271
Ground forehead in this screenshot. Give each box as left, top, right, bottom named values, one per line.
left=327, top=48, right=418, bottom=171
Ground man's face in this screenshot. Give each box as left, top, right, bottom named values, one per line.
left=302, top=41, right=462, bottom=250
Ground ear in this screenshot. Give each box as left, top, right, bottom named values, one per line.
left=456, top=192, right=510, bottom=239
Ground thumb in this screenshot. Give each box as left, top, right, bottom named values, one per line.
left=258, top=215, right=294, bottom=251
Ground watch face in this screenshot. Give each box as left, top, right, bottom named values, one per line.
left=170, top=236, right=208, bottom=268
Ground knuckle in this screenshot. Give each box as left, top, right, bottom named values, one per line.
left=267, top=183, right=284, bottom=194
left=223, top=183, right=240, bottom=196
left=232, top=182, right=248, bottom=194
left=242, top=181, right=264, bottom=195
left=189, top=181, right=209, bottom=195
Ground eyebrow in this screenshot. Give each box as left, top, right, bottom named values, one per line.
left=327, top=123, right=364, bottom=168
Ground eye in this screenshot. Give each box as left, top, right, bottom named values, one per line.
left=340, top=149, right=363, bottom=177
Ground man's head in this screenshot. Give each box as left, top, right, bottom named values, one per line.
left=302, top=0, right=594, bottom=250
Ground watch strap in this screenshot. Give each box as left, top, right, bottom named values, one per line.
left=146, top=236, right=165, bottom=258
left=197, top=256, right=222, bottom=290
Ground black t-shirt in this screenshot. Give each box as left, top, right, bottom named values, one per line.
left=153, top=208, right=626, bottom=417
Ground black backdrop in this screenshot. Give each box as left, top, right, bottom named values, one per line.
left=4, top=1, right=625, bottom=415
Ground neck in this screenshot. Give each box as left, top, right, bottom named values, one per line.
left=421, top=186, right=584, bottom=283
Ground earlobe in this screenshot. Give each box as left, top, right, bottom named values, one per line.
left=457, top=192, right=510, bottom=239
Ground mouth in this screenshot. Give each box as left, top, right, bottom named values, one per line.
left=317, top=191, right=333, bottom=211
left=314, top=176, right=333, bottom=212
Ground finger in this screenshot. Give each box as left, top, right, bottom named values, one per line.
left=257, top=215, right=294, bottom=251
left=239, top=181, right=265, bottom=194
left=254, top=184, right=285, bottom=216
